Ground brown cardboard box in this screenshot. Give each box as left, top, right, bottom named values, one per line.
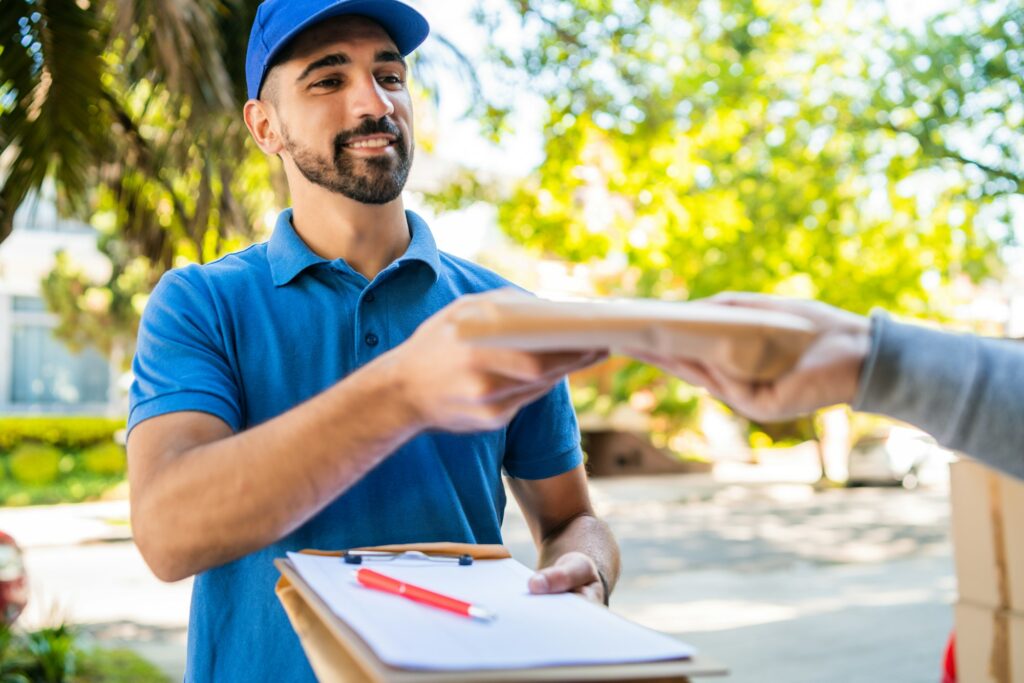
left=451, top=290, right=817, bottom=381
left=949, top=460, right=1024, bottom=611
left=954, top=601, right=1024, bottom=683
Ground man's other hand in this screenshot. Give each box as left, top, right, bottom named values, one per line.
left=528, top=551, right=606, bottom=605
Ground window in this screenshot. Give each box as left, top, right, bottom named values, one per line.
left=11, top=296, right=47, bottom=312
left=7, top=298, right=110, bottom=408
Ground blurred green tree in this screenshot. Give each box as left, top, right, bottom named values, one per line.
left=462, top=0, right=1021, bottom=312
left=426, top=0, right=1023, bottom=454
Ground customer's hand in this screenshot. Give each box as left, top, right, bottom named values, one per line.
left=528, top=551, right=606, bottom=605
left=388, top=290, right=606, bottom=433
left=629, top=293, right=872, bottom=422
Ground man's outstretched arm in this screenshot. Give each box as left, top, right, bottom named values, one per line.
left=129, top=293, right=603, bottom=582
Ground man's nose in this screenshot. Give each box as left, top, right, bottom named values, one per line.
left=351, top=75, right=395, bottom=119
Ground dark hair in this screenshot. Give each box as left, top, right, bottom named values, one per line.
left=258, top=39, right=300, bottom=101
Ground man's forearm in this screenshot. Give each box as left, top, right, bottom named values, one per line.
left=537, top=513, right=621, bottom=599
left=131, top=352, right=420, bottom=581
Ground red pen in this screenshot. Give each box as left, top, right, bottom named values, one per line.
left=353, top=568, right=495, bottom=621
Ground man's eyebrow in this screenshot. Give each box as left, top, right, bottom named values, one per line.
left=376, top=50, right=407, bottom=68
left=295, top=53, right=350, bottom=82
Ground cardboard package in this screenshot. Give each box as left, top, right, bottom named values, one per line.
left=452, top=291, right=817, bottom=382
left=955, top=602, right=1024, bottom=683
left=950, top=460, right=1024, bottom=682
left=949, top=460, right=1024, bottom=610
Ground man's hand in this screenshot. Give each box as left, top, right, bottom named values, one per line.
left=528, top=551, right=606, bottom=605
left=388, top=290, right=606, bottom=433
left=629, top=292, right=872, bottom=422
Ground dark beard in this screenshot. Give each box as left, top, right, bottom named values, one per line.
left=284, top=117, right=412, bottom=204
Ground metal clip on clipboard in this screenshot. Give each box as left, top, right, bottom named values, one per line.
left=342, top=550, right=474, bottom=566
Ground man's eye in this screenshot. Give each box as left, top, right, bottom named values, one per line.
left=379, top=75, right=404, bottom=86
left=312, top=78, right=341, bottom=88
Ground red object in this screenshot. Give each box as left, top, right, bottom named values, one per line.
left=943, top=629, right=956, bottom=683
left=0, top=531, right=27, bottom=625
left=354, top=568, right=493, bottom=621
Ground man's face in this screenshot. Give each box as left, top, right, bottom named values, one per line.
left=264, top=16, right=414, bottom=204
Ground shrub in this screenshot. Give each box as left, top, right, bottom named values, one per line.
left=80, top=443, right=126, bottom=477
left=0, top=417, right=125, bottom=452
left=9, top=443, right=63, bottom=486
left=0, top=418, right=128, bottom=506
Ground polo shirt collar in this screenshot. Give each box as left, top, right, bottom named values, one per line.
left=399, top=210, right=442, bottom=281
left=267, top=208, right=442, bottom=287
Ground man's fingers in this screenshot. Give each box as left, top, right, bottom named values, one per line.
left=706, top=291, right=783, bottom=309
left=542, top=349, right=608, bottom=377
left=528, top=553, right=599, bottom=595
left=476, top=348, right=607, bottom=384
left=489, top=380, right=561, bottom=413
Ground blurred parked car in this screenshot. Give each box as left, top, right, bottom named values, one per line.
left=847, top=426, right=953, bottom=489
left=0, top=531, right=27, bottom=625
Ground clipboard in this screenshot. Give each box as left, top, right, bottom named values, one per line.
left=275, top=542, right=728, bottom=682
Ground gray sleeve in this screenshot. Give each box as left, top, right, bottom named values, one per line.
left=852, top=311, right=1024, bottom=480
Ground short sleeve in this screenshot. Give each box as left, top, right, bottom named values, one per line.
left=128, top=270, right=242, bottom=434
left=502, top=378, right=583, bottom=480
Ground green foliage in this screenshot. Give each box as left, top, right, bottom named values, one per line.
left=40, top=248, right=149, bottom=366
left=0, top=418, right=126, bottom=505
left=0, top=418, right=124, bottom=452
left=473, top=0, right=1020, bottom=317
left=0, top=0, right=112, bottom=244
left=747, top=416, right=818, bottom=449
left=79, top=443, right=126, bottom=477
left=0, top=625, right=76, bottom=682
left=572, top=358, right=703, bottom=451
left=0, top=624, right=168, bottom=683
left=8, top=445, right=63, bottom=487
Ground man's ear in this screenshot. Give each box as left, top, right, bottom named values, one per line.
left=244, top=99, right=284, bottom=155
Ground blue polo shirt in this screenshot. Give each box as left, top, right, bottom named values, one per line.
left=128, top=209, right=582, bottom=682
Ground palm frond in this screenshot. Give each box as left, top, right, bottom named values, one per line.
left=110, top=0, right=238, bottom=115
left=0, top=0, right=111, bottom=240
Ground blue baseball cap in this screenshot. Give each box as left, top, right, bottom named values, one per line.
left=245, top=0, right=430, bottom=100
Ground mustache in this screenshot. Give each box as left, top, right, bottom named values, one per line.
left=333, top=118, right=404, bottom=151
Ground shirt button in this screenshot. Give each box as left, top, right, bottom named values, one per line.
left=364, top=332, right=379, bottom=347
left=364, top=291, right=376, bottom=303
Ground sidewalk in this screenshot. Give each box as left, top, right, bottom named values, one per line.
left=0, top=499, right=132, bottom=549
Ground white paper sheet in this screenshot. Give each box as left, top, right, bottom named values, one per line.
left=286, top=552, right=695, bottom=671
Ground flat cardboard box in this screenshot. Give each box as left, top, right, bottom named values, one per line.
left=452, top=291, right=817, bottom=382
left=950, top=460, right=1024, bottom=611
left=955, top=601, right=1024, bottom=683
